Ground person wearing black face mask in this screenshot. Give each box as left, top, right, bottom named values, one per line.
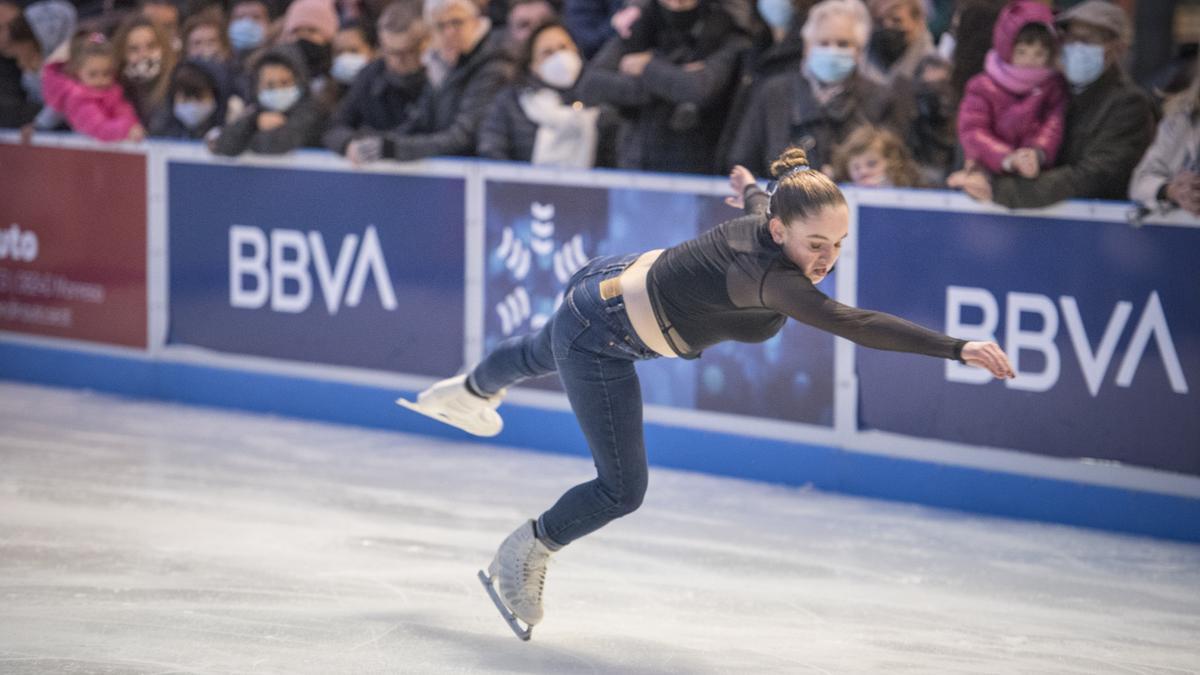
left=322, top=3, right=431, bottom=158
left=280, top=0, right=339, bottom=109
left=861, top=0, right=933, bottom=83
left=576, top=0, right=752, bottom=174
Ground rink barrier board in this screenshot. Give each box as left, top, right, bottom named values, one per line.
left=2, top=338, right=1197, bottom=543
left=2, top=134, right=1199, bottom=542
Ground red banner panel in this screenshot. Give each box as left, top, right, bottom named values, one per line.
left=0, top=144, right=147, bottom=348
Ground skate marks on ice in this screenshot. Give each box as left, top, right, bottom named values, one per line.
left=0, top=382, right=1198, bottom=673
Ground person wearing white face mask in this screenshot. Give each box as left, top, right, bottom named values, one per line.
left=148, top=59, right=232, bottom=140
left=213, top=44, right=327, bottom=155
left=949, top=0, right=1155, bottom=209
left=330, top=20, right=375, bottom=88
left=478, top=21, right=617, bottom=167
left=727, top=0, right=915, bottom=176
left=322, top=2, right=432, bottom=160
left=115, top=14, right=176, bottom=124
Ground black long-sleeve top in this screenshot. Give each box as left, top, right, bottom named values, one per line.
left=646, top=197, right=966, bottom=362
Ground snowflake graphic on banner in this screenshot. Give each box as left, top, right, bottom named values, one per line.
left=493, top=201, right=590, bottom=336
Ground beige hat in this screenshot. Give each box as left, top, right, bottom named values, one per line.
left=1057, top=0, right=1132, bottom=49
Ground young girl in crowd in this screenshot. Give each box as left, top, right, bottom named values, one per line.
left=830, top=124, right=922, bottom=187
left=956, top=0, right=1066, bottom=179
left=40, top=31, right=143, bottom=142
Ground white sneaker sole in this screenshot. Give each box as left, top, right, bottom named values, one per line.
left=395, top=397, right=502, bottom=437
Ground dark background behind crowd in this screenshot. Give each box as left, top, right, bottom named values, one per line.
left=1, top=0, right=1197, bottom=214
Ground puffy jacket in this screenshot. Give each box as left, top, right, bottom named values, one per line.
left=40, top=61, right=139, bottom=141
left=957, top=0, right=1066, bottom=173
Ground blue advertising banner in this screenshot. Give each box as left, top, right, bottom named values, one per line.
left=169, top=162, right=465, bottom=376
left=856, top=205, right=1200, bottom=476
left=483, top=179, right=835, bottom=426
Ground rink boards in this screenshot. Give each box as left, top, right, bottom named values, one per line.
left=2, top=134, right=1198, bottom=542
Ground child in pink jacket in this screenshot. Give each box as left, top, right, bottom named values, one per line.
left=41, top=31, right=144, bottom=142
left=957, top=0, right=1066, bottom=179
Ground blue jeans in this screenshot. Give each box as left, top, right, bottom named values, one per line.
left=470, top=253, right=661, bottom=549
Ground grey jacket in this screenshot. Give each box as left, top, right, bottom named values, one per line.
left=1129, top=101, right=1200, bottom=211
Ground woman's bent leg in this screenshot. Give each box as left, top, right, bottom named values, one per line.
left=535, top=347, right=648, bottom=548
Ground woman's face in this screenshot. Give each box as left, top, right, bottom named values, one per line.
left=530, top=26, right=577, bottom=72
left=769, top=204, right=849, bottom=284
left=125, top=26, right=162, bottom=63
left=805, top=13, right=861, bottom=58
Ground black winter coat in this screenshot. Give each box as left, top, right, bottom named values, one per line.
left=322, top=59, right=427, bottom=153
left=382, top=30, right=514, bottom=161
left=576, top=2, right=751, bottom=174
left=476, top=77, right=619, bottom=167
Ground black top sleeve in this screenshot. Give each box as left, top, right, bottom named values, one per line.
left=759, top=259, right=966, bottom=362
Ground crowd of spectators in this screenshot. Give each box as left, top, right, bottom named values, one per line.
left=0, top=0, right=1196, bottom=214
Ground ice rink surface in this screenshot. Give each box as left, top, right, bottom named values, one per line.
left=1, top=381, right=1198, bottom=674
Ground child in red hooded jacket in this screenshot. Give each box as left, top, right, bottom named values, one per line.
left=41, top=31, right=144, bottom=142
left=957, top=0, right=1066, bottom=179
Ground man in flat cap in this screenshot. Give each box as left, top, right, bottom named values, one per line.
left=950, top=0, right=1155, bottom=209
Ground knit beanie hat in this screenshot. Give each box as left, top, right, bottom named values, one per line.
left=23, top=0, right=77, bottom=57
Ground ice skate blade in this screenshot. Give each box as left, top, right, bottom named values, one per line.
left=395, top=398, right=501, bottom=437
left=477, top=569, right=533, bottom=641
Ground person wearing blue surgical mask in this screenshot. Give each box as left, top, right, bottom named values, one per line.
left=714, top=0, right=811, bottom=171
left=213, top=45, right=327, bottom=155
left=149, top=60, right=232, bottom=140
left=228, top=0, right=271, bottom=53
left=727, top=0, right=916, bottom=175
left=948, top=0, right=1155, bottom=209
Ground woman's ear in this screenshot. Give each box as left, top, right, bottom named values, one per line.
left=768, top=217, right=785, bottom=245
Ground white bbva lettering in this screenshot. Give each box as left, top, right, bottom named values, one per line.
left=228, top=225, right=397, bottom=315
left=945, top=286, right=1189, bottom=396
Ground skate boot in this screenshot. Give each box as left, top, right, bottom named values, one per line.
left=395, top=374, right=504, bottom=437
left=477, top=520, right=554, bottom=641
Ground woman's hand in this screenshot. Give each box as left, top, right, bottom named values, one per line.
left=1166, top=169, right=1200, bottom=215
left=724, top=164, right=756, bottom=209
left=961, top=341, right=1015, bottom=379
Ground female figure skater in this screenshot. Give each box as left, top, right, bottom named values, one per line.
left=399, top=147, right=1015, bottom=640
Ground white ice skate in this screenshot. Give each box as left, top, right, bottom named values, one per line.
left=477, top=520, right=553, bottom=641
left=395, top=374, right=504, bottom=437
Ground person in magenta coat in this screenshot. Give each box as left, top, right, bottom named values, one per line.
left=956, top=0, right=1065, bottom=179
left=41, top=31, right=143, bottom=142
